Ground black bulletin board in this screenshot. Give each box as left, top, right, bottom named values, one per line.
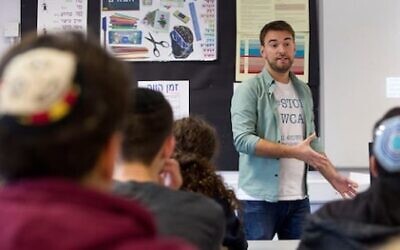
left=21, top=0, right=320, bottom=171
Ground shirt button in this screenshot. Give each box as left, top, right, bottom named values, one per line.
left=275, top=174, right=278, bottom=177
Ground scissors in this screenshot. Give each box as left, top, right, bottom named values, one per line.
left=145, top=32, right=169, bottom=57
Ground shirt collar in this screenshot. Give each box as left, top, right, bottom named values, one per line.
left=261, top=68, right=300, bottom=95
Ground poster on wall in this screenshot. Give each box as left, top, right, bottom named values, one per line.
left=138, top=80, right=189, bottom=119
left=237, top=33, right=309, bottom=82
left=37, top=0, right=88, bottom=34
left=101, top=0, right=217, bottom=61
left=235, top=0, right=309, bottom=82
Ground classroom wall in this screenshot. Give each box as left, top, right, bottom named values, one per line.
left=19, top=0, right=319, bottom=171
left=15, top=0, right=384, bottom=171
left=8, top=0, right=390, bottom=171
left=319, top=0, right=400, bottom=169
left=0, top=0, right=20, bottom=56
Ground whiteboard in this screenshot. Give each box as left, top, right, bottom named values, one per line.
left=319, top=0, right=400, bottom=168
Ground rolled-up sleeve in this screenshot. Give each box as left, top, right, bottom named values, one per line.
left=304, top=85, right=324, bottom=153
left=231, top=82, right=260, bottom=155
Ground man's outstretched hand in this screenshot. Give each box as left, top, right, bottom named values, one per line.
left=330, top=173, right=359, bottom=198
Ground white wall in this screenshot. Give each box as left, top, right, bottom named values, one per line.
left=319, top=0, right=400, bottom=168
left=0, top=0, right=20, bottom=57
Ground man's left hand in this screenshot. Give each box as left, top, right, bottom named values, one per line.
left=330, top=174, right=359, bottom=198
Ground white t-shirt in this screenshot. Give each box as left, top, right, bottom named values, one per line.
left=238, top=80, right=307, bottom=201
left=274, top=80, right=306, bottom=200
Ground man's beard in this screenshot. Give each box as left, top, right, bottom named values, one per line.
left=267, top=57, right=293, bottom=73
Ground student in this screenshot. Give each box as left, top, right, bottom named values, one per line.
left=173, top=116, right=248, bottom=250
left=0, top=32, right=192, bottom=250
left=299, top=107, right=400, bottom=249
left=230, top=20, right=358, bottom=240
left=113, top=88, right=225, bottom=250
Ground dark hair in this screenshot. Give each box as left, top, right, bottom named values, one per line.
left=0, top=32, right=130, bottom=181
left=372, top=107, right=400, bottom=177
left=173, top=116, right=239, bottom=210
left=121, top=88, right=173, bottom=165
left=259, top=20, right=295, bottom=46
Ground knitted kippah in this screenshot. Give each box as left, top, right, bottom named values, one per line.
left=373, top=116, right=400, bottom=172
left=0, top=48, right=80, bottom=126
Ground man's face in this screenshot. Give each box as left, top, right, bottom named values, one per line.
left=261, top=30, right=295, bottom=74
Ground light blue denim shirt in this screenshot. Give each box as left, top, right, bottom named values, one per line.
left=231, top=68, right=323, bottom=202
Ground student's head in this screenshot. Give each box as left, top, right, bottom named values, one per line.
left=173, top=116, right=239, bottom=209
left=0, top=32, right=130, bottom=183
left=259, top=20, right=296, bottom=74
left=121, top=88, right=174, bottom=166
left=371, top=107, right=400, bottom=178
left=173, top=116, right=217, bottom=161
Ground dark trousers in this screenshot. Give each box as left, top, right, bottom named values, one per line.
left=241, top=198, right=310, bottom=240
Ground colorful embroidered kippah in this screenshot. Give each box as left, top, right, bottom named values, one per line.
left=0, top=48, right=80, bottom=126
left=373, top=116, right=400, bottom=172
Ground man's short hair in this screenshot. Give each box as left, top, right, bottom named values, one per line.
left=0, top=32, right=130, bottom=181
left=259, top=20, right=295, bottom=46
left=121, top=88, right=173, bottom=165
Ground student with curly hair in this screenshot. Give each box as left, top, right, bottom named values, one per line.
left=173, top=116, right=248, bottom=250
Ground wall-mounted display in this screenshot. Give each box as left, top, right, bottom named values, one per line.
left=235, top=0, right=309, bottom=82
left=101, top=0, right=217, bottom=61
left=37, top=0, right=88, bottom=34
left=138, top=80, right=189, bottom=119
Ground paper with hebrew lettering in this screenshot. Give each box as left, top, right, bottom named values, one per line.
left=37, top=0, right=88, bottom=34
left=138, top=80, right=189, bottom=119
